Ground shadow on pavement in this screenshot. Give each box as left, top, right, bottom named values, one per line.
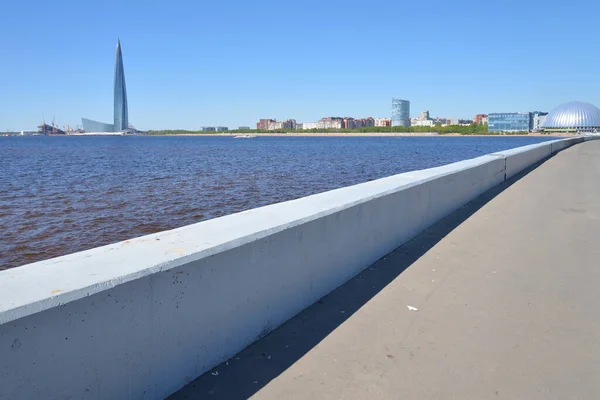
left=167, top=159, right=547, bottom=399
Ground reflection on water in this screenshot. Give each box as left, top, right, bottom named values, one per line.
left=0, top=135, right=555, bottom=270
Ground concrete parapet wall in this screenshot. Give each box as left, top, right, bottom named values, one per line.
left=551, top=137, right=584, bottom=153
left=492, top=142, right=553, bottom=180
left=0, top=138, right=582, bottom=400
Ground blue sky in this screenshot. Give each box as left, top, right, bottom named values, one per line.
left=1, top=0, right=599, bottom=131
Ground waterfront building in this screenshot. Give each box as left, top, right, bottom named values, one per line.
left=82, top=40, right=131, bottom=133
left=530, top=112, right=548, bottom=132
left=201, top=127, right=216, bottom=132
left=474, top=114, right=488, bottom=125
left=542, top=101, right=600, bottom=133
left=302, top=122, right=318, bottom=130
left=256, top=118, right=295, bottom=130
left=374, top=118, right=391, bottom=127
left=392, top=99, right=410, bottom=127
left=271, top=120, right=282, bottom=130
left=215, top=126, right=229, bottom=131
left=411, top=110, right=433, bottom=127
left=317, top=117, right=343, bottom=130
left=412, top=119, right=435, bottom=127
left=433, top=117, right=451, bottom=126
left=282, top=119, right=297, bottom=130
left=488, top=113, right=531, bottom=132
left=256, top=119, right=275, bottom=130
left=238, top=126, right=251, bottom=130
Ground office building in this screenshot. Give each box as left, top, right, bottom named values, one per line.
left=530, top=112, right=548, bottom=132
left=82, top=40, right=131, bottom=132
left=488, top=113, right=531, bottom=132
left=392, top=99, right=410, bottom=127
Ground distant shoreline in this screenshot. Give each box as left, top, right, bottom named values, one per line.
left=145, top=132, right=577, bottom=138
left=1, top=132, right=579, bottom=138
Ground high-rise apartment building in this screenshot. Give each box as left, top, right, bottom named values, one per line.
left=256, top=118, right=296, bottom=130
left=392, top=99, right=410, bottom=127
left=257, top=119, right=276, bottom=130
left=317, top=117, right=343, bottom=130
left=374, top=118, right=391, bottom=127
left=474, top=114, right=488, bottom=125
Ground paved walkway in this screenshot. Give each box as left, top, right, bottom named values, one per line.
left=170, top=140, right=600, bottom=400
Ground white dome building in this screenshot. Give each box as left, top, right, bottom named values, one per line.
left=542, top=101, right=600, bottom=133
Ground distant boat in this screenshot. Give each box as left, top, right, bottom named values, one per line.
left=234, top=134, right=257, bottom=139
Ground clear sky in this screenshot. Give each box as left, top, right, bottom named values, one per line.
left=1, top=0, right=599, bottom=131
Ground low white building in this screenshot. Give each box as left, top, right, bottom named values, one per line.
left=411, top=110, right=434, bottom=127
left=317, top=120, right=342, bottom=129
left=411, top=119, right=435, bottom=127
left=302, top=122, right=318, bottom=130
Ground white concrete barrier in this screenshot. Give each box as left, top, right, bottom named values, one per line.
left=0, top=138, right=582, bottom=400
left=492, top=141, right=553, bottom=179
left=551, top=137, right=584, bottom=153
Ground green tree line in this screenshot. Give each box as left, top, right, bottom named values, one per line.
left=147, top=124, right=541, bottom=136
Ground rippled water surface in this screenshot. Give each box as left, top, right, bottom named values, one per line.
left=0, top=135, right=555, bottom=270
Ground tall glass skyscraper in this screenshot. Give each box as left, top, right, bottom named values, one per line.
left=113, top=40, right=128, bottom=131
left=392, top=99, right=410, bottom=127
left=82, top=40, right=130, bottom=132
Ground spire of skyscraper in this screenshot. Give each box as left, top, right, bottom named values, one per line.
left=113, top=39, right=128, bottom=131
left=81, top=40, right=133, bottom=133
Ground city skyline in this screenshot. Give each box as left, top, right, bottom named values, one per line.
left=1, top=0, right=599, bottom=131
